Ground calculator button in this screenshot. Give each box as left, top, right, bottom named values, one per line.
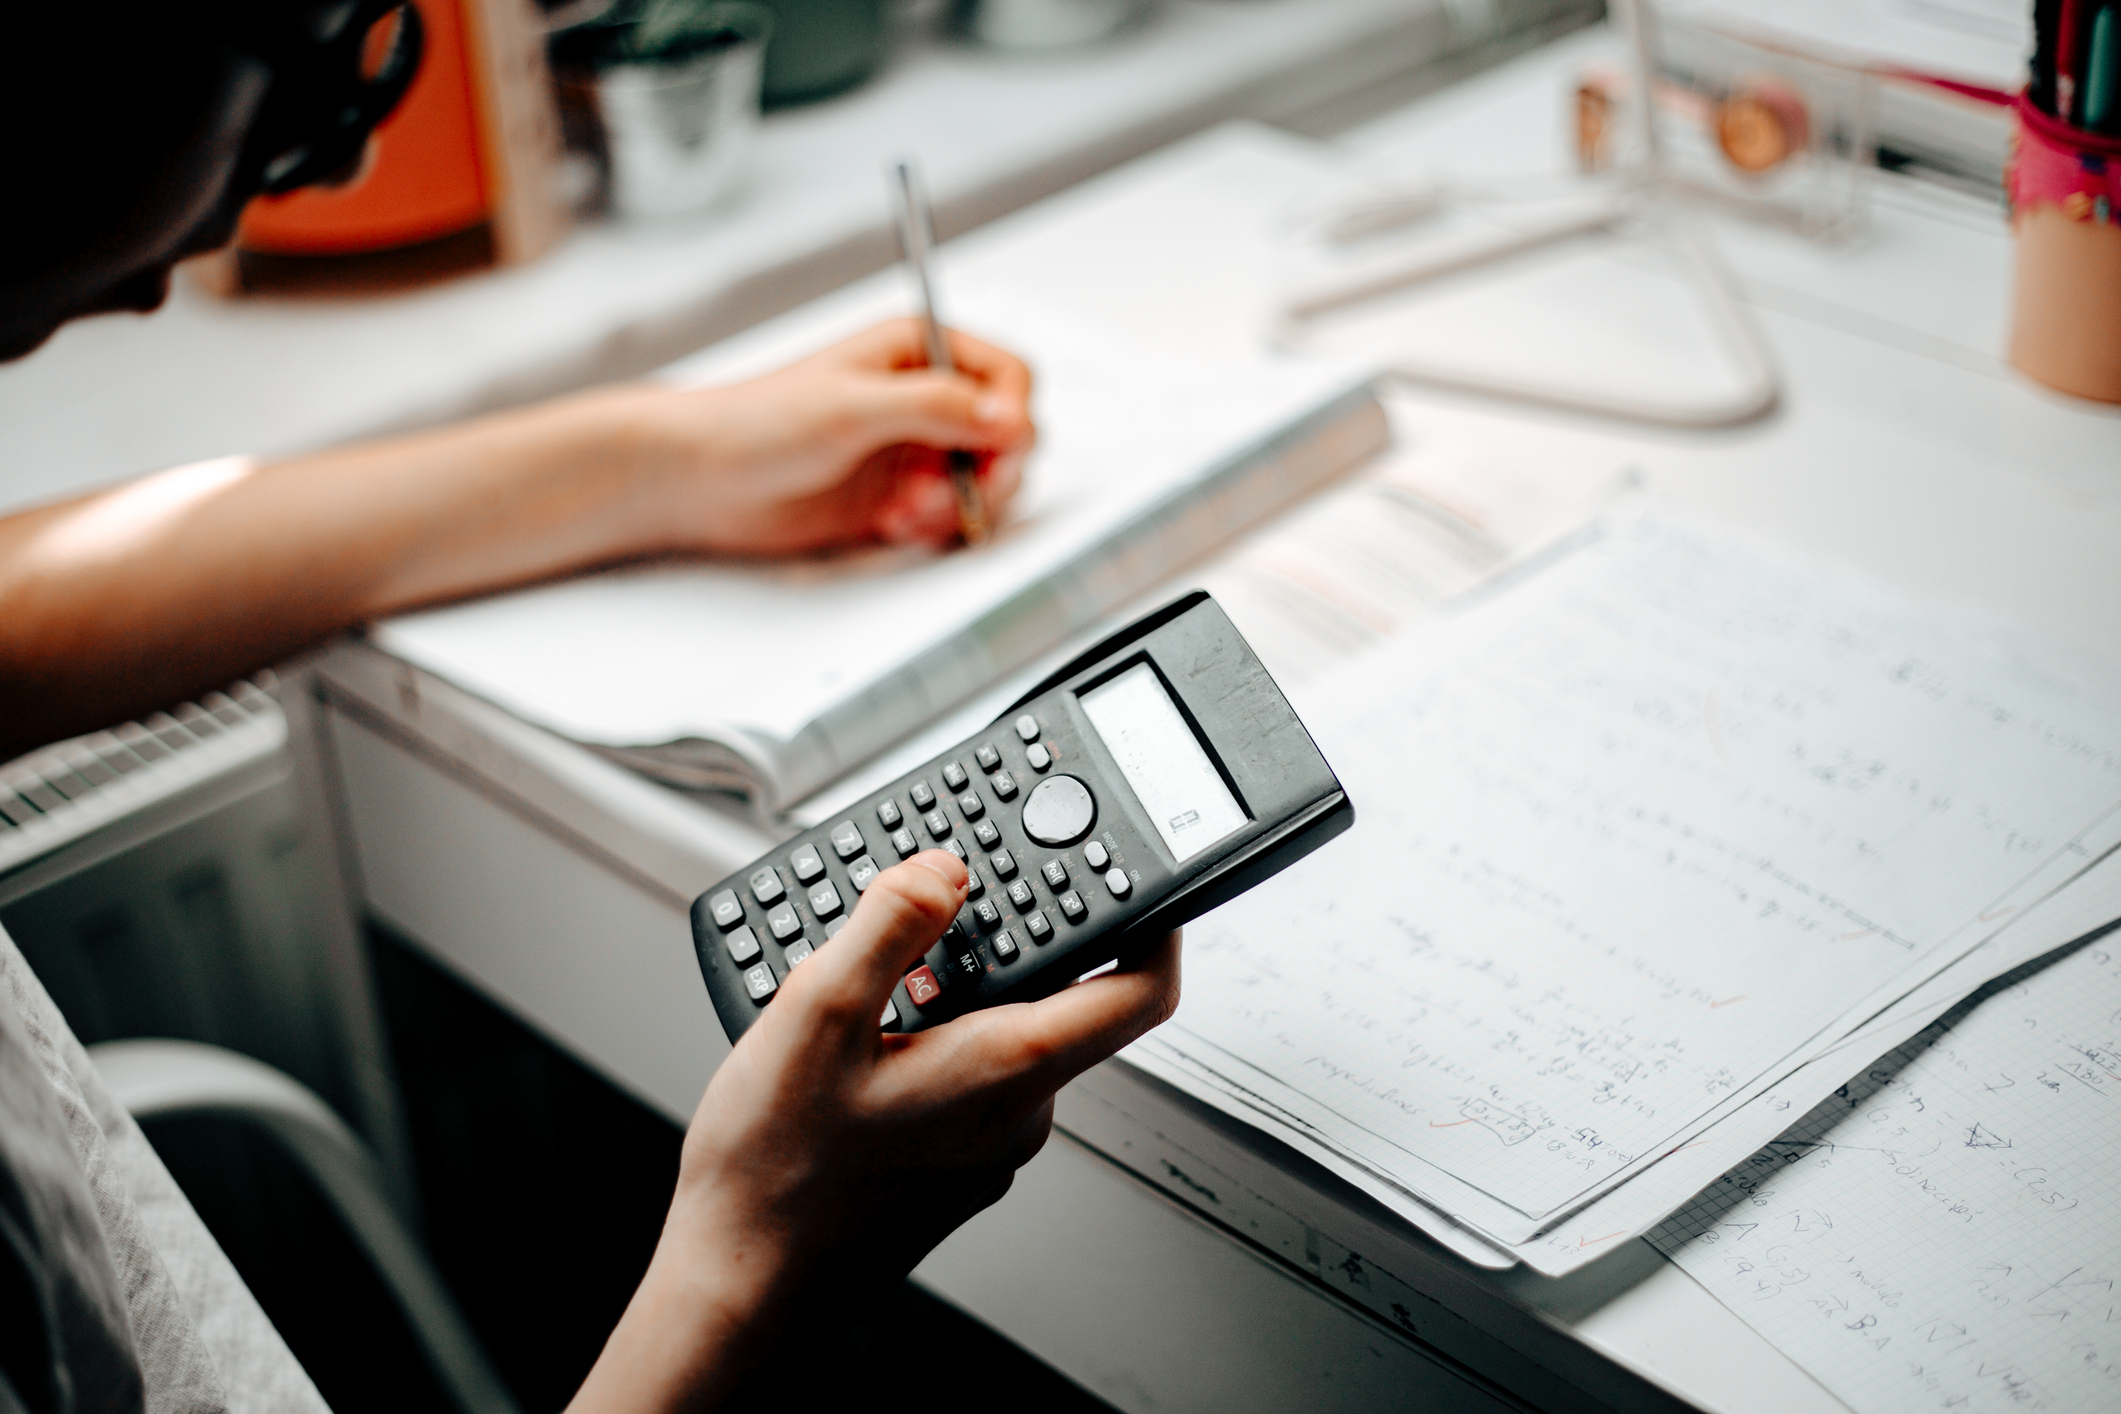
left=1042, top=859, right=1070, bottom=890
left=976, top=744, right=1001, bottom=772
left=942, top=761, right=969, bottom=791
left=1024, top=775, right=1094, bottom=846
left=877, top=799, right=903, bottom=829
left=944, top=931, right=983, bottom=988
left=1025, top=743, right=1052, bottom=772
left=829, top=821, right=865, bottom=861
left=991, top=770, right=1018, bottom=800
left=807, top=880, right=843, bottom=919
left=783, top=938, right=814, bottom=967
left=748, top=867, right=785, bottom=905
left=971, top=898, right=1002, bottom=931
left=742, top=961, right=778, bottom=1003
left=1104, top=868, right=1131, bottom=899
left=957, top=791, right=985, bottom=820
left=891, top=828, right=918, bottom=858
left=1007, top=879, right=1035, bottom=910
left=924, top=809, right=951, bottom=839
left=945, top=839, right=968, bottom=861
left=725, top=925, right=761, bottom=965
left=1015, top=713, right=1040, bottom=742
left=766, top=900, right=801, bottom=941
left=899, top=967, right=939, bottom=1010
left=879, top=999, right=899, bottom=1028
left=910, top=780, right=936, bottom=810
left=992, top=929, right=1020, bottom=962
left=1025, top=910, right=1052, bottom=942
left=1058, top=890, right=1087, bottom=923
left=848, top=855, right=880, bottom=893
left=990, top=849, right=1017, bottom=879
left=824, top=917, right=848, bottom=939
left=973, top=819, right=1001, bottom=848
left=1084, top=841, right=1110, bottom=870
left=964, top=867, right=984, bottom=898
left=707, top=889, right=744, bottom=930
left=790, top=843, right=825, bottom=884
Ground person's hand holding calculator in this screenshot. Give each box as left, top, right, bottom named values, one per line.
left=568, top=849, right=1180, bottom=1413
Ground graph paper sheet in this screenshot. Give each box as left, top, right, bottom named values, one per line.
left=1139, top=515, right=2121, bottom=1248
left=1649, top=932, right=2121, bottom=1414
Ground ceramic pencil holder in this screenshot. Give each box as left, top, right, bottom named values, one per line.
left=2007, top=96, right=2121, bottom=403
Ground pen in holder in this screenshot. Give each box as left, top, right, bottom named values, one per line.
left=2007, top=96, right=2121, bottom=403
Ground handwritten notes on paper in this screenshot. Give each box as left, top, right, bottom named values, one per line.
left=1650, top=935, right=2121, bottom=1414
left=1148, top=516, right=2121, bottom=1245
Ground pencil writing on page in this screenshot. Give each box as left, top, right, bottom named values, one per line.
left=889, top=160, right=988, bottom=546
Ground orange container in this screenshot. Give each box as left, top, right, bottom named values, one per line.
left=239, top=0, right=490, bottom=255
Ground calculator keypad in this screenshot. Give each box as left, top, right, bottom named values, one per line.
left=706, top=692, right=1162, bottom=1036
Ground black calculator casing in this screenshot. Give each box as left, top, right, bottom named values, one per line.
left=689, top=592, right=1351, bottom=1043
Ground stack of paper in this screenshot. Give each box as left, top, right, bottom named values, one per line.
left=1127, top=514, right=2121, bottom=1273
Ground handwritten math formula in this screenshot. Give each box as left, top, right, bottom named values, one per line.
left=1652, top=943, right=2121, bottom=1414
left=1162, top=519, right=2121, bottom=1240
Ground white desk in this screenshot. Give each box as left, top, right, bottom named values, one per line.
left=23, top=18, right=2121, bottom=1414
left=0, top=0, right=1584, bottom=505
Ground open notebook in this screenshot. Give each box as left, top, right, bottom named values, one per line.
left=377, top=287, right=1383, bottom=816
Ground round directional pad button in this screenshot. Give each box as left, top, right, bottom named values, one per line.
left=1021, top=774, right=1096, bottom=847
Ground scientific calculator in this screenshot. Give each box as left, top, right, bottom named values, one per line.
left=689, top=592, right=1352, bottom=1041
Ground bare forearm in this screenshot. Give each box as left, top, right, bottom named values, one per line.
left=0, top=385, right=667, bottom=757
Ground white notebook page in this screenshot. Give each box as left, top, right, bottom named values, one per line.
left=379, top=288, right=1356, bottom=750
left=1650, top=927, right=2121, bottom=1414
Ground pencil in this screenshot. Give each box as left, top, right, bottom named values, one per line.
left=890, top=161, right=989, bottom=547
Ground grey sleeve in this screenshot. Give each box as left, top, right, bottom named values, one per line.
left=1, top=926, right=331, bottom=1414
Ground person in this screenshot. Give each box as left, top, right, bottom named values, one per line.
left=0, top=5, right=1181, bottom=1411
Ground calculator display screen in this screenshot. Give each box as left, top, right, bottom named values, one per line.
left=1080, top=663, right=1247, bottom=863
